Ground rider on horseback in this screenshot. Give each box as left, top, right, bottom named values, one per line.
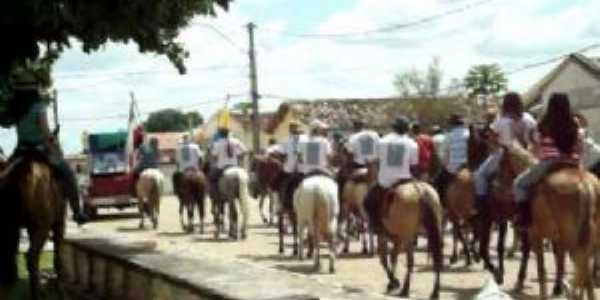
left=279, top=121, right=306, bottom=206
left=512, top=93, right=583, bottom=226
left=347, top=120, right=379, bottom=169
left=433, top=113, right=469, bottom=205
left=173, top=134, right=204, bottom=197
left=209, top=127, right=248, bottom=201
left=474, top=92, right=537, bottom=214
left=364, top=116, right=420, bottom=233
left=9, top=84, right=89, bottom=224
left=297, top=119, right=333, bottom=178
left=132, top=136, right=160, bottom=196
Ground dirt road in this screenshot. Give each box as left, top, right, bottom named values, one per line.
left=70, top=195, right=594, bottom=300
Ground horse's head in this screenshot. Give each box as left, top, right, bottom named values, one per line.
left=467, top=124, right=491, bottom=170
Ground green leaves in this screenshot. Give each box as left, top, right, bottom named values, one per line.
left=464, top=64, right=508, bottom=97
left=144, top=109, right=203, bottom=133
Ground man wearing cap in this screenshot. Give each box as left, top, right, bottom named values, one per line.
left=297, top=119, right=333, bottom=177
left=434, top=114, right=469, bottom=204
left=279, top=121, right=306, bottom=206
left=364, top=116, right=420, bottom=233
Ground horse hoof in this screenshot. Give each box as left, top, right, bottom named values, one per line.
left=429, top=291, right=440, bottom=300
left=262, top=218, right=269, bottom=224
left=400, top=288, right=409, bottom=298
left=552, top=283, right=563, bottom=296
left=514, top=281, right=524, bottom=292
left=386, top=279, right=400, bottom=293
left=494, top=272, right=504, bottom=285
left=361, top=248, right=368, bottom=255
left=449, top=256, right=458, bottom=265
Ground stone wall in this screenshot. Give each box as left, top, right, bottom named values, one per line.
left=60, top=233, right=399, bottom=300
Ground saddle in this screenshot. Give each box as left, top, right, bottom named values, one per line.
left=348, top=168, right=370, bottom=183
left=304, top=169, right=334, bottom=179
left=382, top=179, right=415, bottom=216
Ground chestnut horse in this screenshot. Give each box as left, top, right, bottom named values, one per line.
left=251, top=154, right=284, bottom=225
left=173, top=169, right=207, bottom=233
left=377, top=181, right=443, bottom=299
left=0, top=155, right=66, bottom=300
left=506, top=145, right=599, bottom=300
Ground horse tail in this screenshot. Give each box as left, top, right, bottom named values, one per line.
left=417, top=182, right=444, bottom=267
left=576, top=178, right=595, bottom=248
left=237, top=169, right=250, bottom=224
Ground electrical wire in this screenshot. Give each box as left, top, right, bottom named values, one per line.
left=262, top=0, right=495, bottom=39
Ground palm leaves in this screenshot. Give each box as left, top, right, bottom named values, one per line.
left=464, top=64, right=508, bottom=97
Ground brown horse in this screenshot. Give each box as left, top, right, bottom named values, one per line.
left=174, top=169, right=207, bottom=233
left=443, top=125, right=490, bottom=266
left=377, top=181, right=443, bottom=299
left=251, top=154, right=284, bottom=225
left=0, top=156, right=66, bottom=300
left=506, top=145, right=599, bottom=300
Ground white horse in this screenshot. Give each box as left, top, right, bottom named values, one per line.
left=136, top=168, right=164, bottom=229
left=217, top=167, right=250, bottom=240
left=294, top=175, right=339, bottom=273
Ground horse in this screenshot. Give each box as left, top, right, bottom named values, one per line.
left=136, top=168, right=164, bottom=229
left=505, top=144, right=599, bottom=300
left=0, top=155, right=66, bottom=300
left=443, top=125, right=490, bottom=266
left=377, top=181, right=443, bottom=299
left=251, top=154, right=284, bottom=225
left=173, top=168, right=207, bottom=233
left=215, top=167, right=250, bottom=240
left=294, top=174, right=339, bottom=273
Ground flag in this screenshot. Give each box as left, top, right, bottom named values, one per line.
left=217, top=108, right=231, bottom=129
left=125, top=99, right=137, bottom=172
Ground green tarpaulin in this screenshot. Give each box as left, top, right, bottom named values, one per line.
left=89, top=132, right=127, bottom=153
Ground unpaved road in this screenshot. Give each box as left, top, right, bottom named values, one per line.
left=68, top=195, right=598, bottom=300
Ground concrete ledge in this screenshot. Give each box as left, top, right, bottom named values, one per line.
left=61, top=232, right=396, bottom=300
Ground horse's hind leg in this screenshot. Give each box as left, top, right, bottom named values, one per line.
left=278, top=211, right=285, bottom=254
left=228, top=199, right=238, bottom=239
left=187, top=201, right=195, bottom=233
left=52, top=222, right=65, bottom=287
left=400, top=243, right=413, bottom=298
left=378, top=238, right=399, bottom=293
left=198, top=194, right=205, bottom=234
left=27, top=230, right=48, bottom=300
left=533, top=239, right=548, bottom=300
left=496, top=220, right=507, bottom=284
left=552, top=243, right=565, bottom=296
left=515, top=231, right=530, bottom=292
left=450, top=222, right=459, bottom=264
left=456, top=223, right=472, bottom=266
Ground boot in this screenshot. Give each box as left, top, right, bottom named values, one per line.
left=64, top=176, right=89, bottom=225
left=515, top=201, right=531, bottom=227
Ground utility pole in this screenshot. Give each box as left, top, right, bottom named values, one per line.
left=247, top=22, right=260, bottom=154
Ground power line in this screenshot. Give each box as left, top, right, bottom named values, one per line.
left=191, top=22, right=248, bottom=54
left=264, top=0, right=495, bottom=39
left=506, top=43, right=600, bottom=75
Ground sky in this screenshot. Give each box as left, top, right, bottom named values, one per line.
left=1, top=0, right=600, bottom=154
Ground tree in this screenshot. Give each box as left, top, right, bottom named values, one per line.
left=393, top=57, right=443, bottom=98
left=0, top=0, right=231, bottom=91
left=144, top=109, right=203, bottom=133
left=464, top=64, right=508, bottom=98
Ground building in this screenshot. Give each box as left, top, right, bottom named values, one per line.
left=265, top=96, right=464, bottom=141
left=198, top=109, right=273, bottom=151
left=524, top=53, right=600, bottom=141
left=146, top=132, right=186, bottom=164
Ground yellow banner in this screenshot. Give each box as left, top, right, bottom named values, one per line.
left=217, top=109, right=231, bottom=129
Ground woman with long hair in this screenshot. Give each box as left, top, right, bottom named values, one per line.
left=474, top=92, right=538, bottom=212
left=512, top=93, right=583, bottom=226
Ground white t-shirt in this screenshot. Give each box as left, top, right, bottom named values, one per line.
left=297, top=135, right=332, bottom=174
left=491, top=113, right=537, bottom=146
left=266, top=144, right=284, bottom=155
left=211, top=137, right=247, bottom=169
left=282, top=134, right=306, bottom=173
left=377, top=133, right=419, bottom=188
left=347, top=130, right=380, bottom=165
left=176, top=142, right=204, bottom=172
left=444, top=126, right=469, bottom=174
left=432, top=133, right=446, bottom=161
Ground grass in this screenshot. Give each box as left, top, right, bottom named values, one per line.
left=2, top=252, right=60, bottom=300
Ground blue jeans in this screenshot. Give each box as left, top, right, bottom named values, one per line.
left=513, top=159, right=558, bottom=203
left=474, top=150, right=503, bottom=197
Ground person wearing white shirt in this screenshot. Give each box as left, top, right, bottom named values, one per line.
left=297, top=120, right=333, bottom=176
left=209, top=128, right=248, bottom=200
left=433, top=114, right=469, bottom=204
left=431, top=125, right=446, bottom=164
left=265, top=138, right=284, bottom=157
left=279, top=121, right=307, bottom=207
left=364, top=116, right=419, bottom=233
left=347, top=120, right=380, bottom=168
left=474, top=92, right=537, bottom=210
left=176, top=134, right=204, bottom=172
